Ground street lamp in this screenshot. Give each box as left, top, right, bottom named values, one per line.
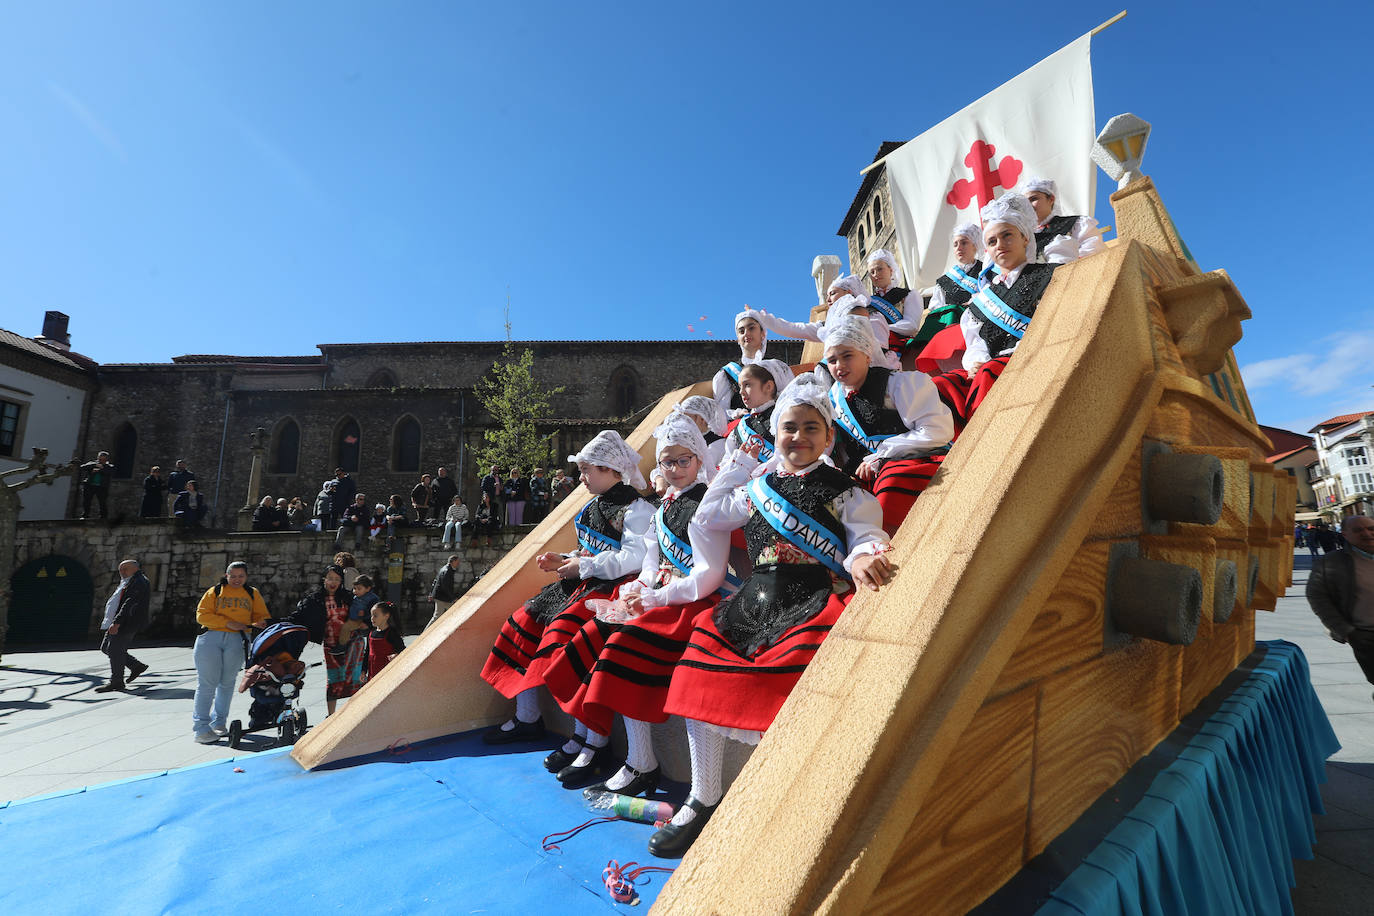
left=1092, top=113, right=1151, bottom=189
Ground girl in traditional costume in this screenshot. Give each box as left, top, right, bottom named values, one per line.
left=824, top=317, right=954, bottom=535
left=541, top=415, right=730, bottom=794
left=749, top=278, right=898, bottom=370
left=721, top=359, right=795, bottom=468
left=651, top=373, right=894, bottom=857
left=864, top=248, right=924, bottom=360
left=912, top=224, right=984, bottom=375
left=1021, top=177, right=1105, bottom=264
left=674, top=395, right=730, bottom=480
left=934, top=193, right=1057, bottom=432
left=479, top=431, right=653, bottom=763
left=711, top=311, right=769, bottom=417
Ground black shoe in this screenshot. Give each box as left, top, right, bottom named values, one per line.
left=583, top=765, right=662, bottom=799
left=127, top=661, right=149, bottom=683
left=544, top=735, right=586, bottom=773
left=94, top=683, right=125, bottom=693
left=481, top=717, right=544, bottom=745
left=648, top=796, right=719, bottom=858
left=555, top=744, right=618, bottom=790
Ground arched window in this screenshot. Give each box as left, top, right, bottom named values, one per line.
left=393, top=416, right=421, bottom=473
left=872, top=197, right=883, bottom=232
left=857, top=224, right=867, bottom=259
left=271, top=419, right=300, bottom=474
left=335, top=417, right=361, bottom=473
left=366, top=368, right=398, bottom=388
left=608, top=366, right=639, bottom=416
left=112, top=423, right=136, bottom=479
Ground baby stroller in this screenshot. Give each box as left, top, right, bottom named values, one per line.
left=228, top=621, right=311, bottom=749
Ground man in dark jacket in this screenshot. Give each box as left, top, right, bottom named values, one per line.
left=96, top=560, right=151, bottom=692
left=431, top=467, right=458, bottom=514
left=335, top=493, right=370, bottom=550
left=332, top=468, right=357, bottom=522
left=166, top=459, right=196, bottom=516
left=1307, top=515, right=1374, bottom=692
left=79, top=451, right=114, bottom=519
left=426, top=554, right=463, bottom=629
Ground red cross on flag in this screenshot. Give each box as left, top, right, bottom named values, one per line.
left=881, top=33, right=1097, bottom=292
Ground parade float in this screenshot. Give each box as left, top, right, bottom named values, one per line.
left=1, top=13, right=1336, bottom=915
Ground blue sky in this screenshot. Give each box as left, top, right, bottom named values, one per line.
left=1, top=1, right=1369, bottom=434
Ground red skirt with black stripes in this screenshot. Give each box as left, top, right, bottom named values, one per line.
left=867, top=454, right=946, bottom=535
left=478, top=579, right=627, bottom=698
left=932, top=355, right=1011, bottom=436
left=663, top=590, right=852, bottom=732
left=543, top=594, right=719, bottom=735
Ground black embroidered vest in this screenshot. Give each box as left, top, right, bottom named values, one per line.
left=526, top=482, right=642, bottom=623
left=714, top=465, right=854, bottom=655
left=656, top=483, right=707, bottom=583
left=740, top=405, right=775, bottom=446
left=934, top=261, right=983, bottom=307
left=1034, top=216, right=1081, bottom=256
left=971, top=263, right=1057, bottom=357
left=833, top=368, right=906, bottom=474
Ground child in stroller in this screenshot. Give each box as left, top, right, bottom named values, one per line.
left=229, top=620, right=311, bottom=748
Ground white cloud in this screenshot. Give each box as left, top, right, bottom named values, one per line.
left=1241, top=353, right=1313, bottom=389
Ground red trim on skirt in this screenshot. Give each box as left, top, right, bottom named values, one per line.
left=913, top=324, right=966, bottom=375
left=478, top=579, right=624, bottom=698
left=544, top=595, right=719, bottom=734
left=664, top=591, right=852, bottom=732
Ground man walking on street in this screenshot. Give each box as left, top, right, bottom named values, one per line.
left=96, top=559, right=151, bottom=692
left=426, top=554, right=463, bottom=629
left=1307, top=515, right=1374, bottom=699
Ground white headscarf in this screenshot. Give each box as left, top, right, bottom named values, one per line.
left=827, top=273, right=868, bottom=299
left=734, top=309, right=768, bottom=359
left=980, top=192, right=1039, bottom=263
left=770, top=372, right=835, bottom=434
left=952, top=222, right=985, bottom=258
left=865, top=248, right=903, bottom=287
left=822, top=315, right=883, bottom=365
left=568, top=430, right=647, bottom=490
left=1020, top=177, right=1061, bottom=217
left=653, top=415, right=710, bottom=465
left=675, top=396, right=728, bottom=437
left=748, top=358, right=795, bottom=399
left=826, top=293, right=871, bottom=324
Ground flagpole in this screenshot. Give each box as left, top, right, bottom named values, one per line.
left=858, top=9, right=1128, bottom=176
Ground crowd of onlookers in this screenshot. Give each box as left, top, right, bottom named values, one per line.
left=1297, top=522, right=1345, bottom=556
left=74, top=454, right=207, bottom=526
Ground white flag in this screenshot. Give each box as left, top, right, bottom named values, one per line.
left=883, top=33, right=1096, bottom=291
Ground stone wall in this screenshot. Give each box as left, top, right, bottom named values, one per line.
left=10, top=519, right=535, bottom=642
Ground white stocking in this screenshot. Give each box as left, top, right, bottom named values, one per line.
left=671, top=718, right=723, bottom=826
left=570, top=725, right=608, bottom=767
left=514, top=688, right=539, bottom=723
left=623, top=718, right=658, bottom=772
left=560, top=718, right=589, bottom=754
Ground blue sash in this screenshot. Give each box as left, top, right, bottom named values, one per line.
left=733, top=416, right=774, bottom=460
left=828, top=381, right=896, bottom=454
left=574, top=504, right=621, bottom=555
left=746, top=476, right=849, bottom=578
left=868, top=293, right=902, bottom=324
left=944, top=265, right=980, bottom=296
left=655, top=505, right=693, bottom=576
left=978, top=261, right=1003, bottom=287
left=722, top=362, right=742, bottom=385
left=971, top=283, right=1033, bottom=342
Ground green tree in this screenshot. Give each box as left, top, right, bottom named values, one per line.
left=472, top=342, right=564, bottom=473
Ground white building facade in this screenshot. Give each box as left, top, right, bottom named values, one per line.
left=1308, top=412, right=1374, bottom=520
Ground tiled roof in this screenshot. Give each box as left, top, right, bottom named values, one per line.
left=838, top=141, right=905, bottom=237
left=1258, top=424, right=1313, bottom=458
left=0, top=328, right=97, bottom=372
left=1308, top=411, right=1374, bottom=434
left=1266, top=445, right=1313, bottom=464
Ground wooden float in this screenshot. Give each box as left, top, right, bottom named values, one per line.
left=292, top=175, right=1294, bottom=913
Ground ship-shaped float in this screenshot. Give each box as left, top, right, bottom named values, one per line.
left=290, top=173, right=1329, bottom=912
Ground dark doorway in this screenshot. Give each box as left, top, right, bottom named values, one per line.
left=8, top=555, right=95, bottom=642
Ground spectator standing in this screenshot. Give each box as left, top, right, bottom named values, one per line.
left=528, top=468, right=551, bottom=524
left=473, top=492, right=500, bottom=546
left=251, top=496, right=280, bottom=531
left=335, top=493, right=370, bottom=551
left=332, top=469, right=357, bottom=522
left=140, top=466, right=166, bottom=518
left=441, top=496, right=469, bottom=548
left=166, top=460, right=196, bottom=516
left=1307, top=516, right=1374, bottom=696
left=367, top=602, right=406, bottom=679
left=314, top=479, right=338, bottom=531
left=480, top=465, right=502, bottom=517
left=551, top=468, right=576, bottom=505
left=288, top=564, right=352, bottom=715
left=95, top=559, right=151, bottom=692
left=503, top=467, right=529, bottom=526
left=192, top=561, right=270, bottom=742
left=174, top=480, right=207, bottom=528
left=332, top=551, right=360, bottom=591
left=274, top=498, right=291, bottom=529
left=287, top=496, right=309, bottom=528
left=431, top=467, right=458, bottom=513
left=411, top=473, right=434, bottom=523
left=426, top=554, right=464, bottom=628
left=79, top=451, right=115, bottom=519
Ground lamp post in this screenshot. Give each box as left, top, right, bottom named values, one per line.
left=1092, top=113, right=1152, bottom=189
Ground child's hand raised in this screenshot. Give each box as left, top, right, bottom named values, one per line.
left=852, top=553, right=897, bottom=591
left=536, top=552, right=564, bottom=572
